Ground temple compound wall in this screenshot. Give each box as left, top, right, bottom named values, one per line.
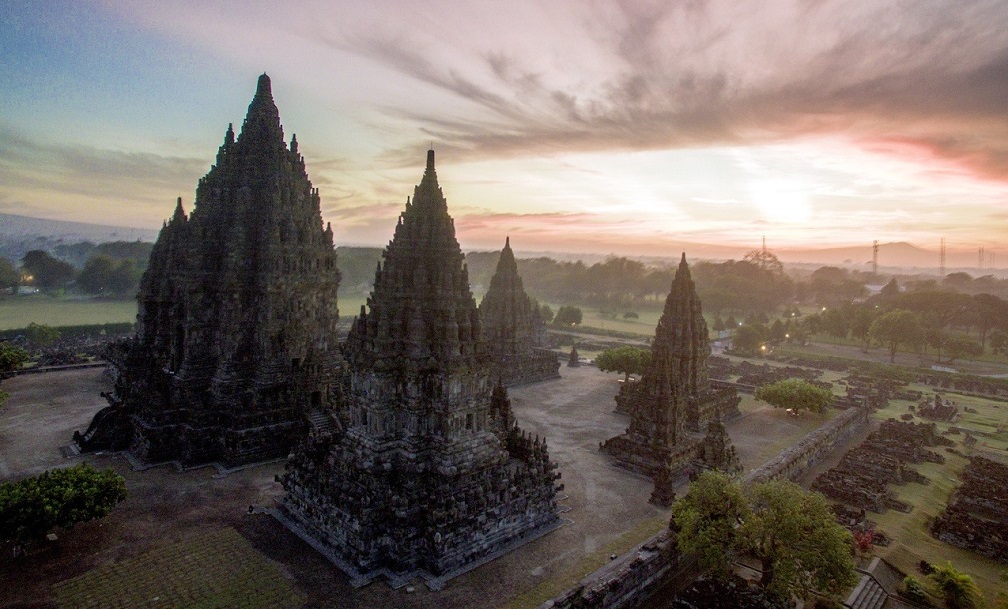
left=744, top=406, right=870, bottom=485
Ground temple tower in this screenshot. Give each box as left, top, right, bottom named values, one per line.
left=280, top=151, right=560, bottom=582
left=601, top=254, right=739, bottom=477
left=76, top=74, right=341, bottom=467
left=479, top=237, right=560, bottom=386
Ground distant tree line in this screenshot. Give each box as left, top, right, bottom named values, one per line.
left=1, top=241, right=152, bottom=297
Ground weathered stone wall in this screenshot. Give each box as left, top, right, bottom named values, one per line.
left=745, top=406, right=870, bottom=484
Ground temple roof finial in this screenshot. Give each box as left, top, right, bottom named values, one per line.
left=256, top=73, right=272, bottom=98
left=426, top=148, right=435, bottom=172
left=505, top=235, right=510, bottom=249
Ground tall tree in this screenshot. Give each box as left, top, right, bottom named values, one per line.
left=20, top=250, right=76, bottom=291
left=742, top=480, right=857, bottom=600
left=869, top=309, right=924, bottom=362
left=671, top=470, right=750, bottom=579
left=0, top=257, right=18, bottom=291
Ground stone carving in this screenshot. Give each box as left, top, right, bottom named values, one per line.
left=479, top=237, right=560, bottom=386
left=601, top=255, right=740, bottom=478
left=75, top=74, right=341, bottom=467
left=279, top=151, right=559, bottom=582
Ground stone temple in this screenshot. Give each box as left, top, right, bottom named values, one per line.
left=479, top=237, right=560, bottom=387
left=75, top=74, right=341, bottom=467
left=601, top=254, right=740, bottom=495
left=279, top=150, right=560, bottom=585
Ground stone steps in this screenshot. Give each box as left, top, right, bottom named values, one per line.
left=845, top=573, right=887, bottom=609
left=309, top=408, right=333, bottom=435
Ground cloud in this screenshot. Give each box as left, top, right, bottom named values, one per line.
left=0, top=124, right=207, bottom=225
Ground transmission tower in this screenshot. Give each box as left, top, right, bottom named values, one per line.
left=940, top=238, right=946, bottom=276
left=872, top=240, right=879, bottom=276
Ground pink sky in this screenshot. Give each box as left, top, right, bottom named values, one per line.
left=1, top=1, right=1006, bottom=263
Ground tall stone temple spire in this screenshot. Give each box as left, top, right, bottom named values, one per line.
left=479, top=236, right=559, bottom=386
left=601, top=254, right=739, bottom=488
left=74, top=74, right=341, bottom=467
left=280, top=150, right=560, bottom=584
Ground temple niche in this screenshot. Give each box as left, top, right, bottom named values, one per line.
left=479, top=237, right=560, bottom=386
left=601, top=254, right=740, bottom=491
left=74, top=74, right=341, bottom=468
left=279, top=150, right=560, bottom=585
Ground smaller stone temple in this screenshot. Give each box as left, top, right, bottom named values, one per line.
left=601, top=254, right=740, bottom=490
left=479, top=237, right=560, bottom=386
left=279, top=150, right=560, bottom=586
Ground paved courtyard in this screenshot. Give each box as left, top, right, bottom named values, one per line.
left=0, top=365, right=833, bottom=609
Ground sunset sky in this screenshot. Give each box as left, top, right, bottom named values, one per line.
left=2, top=1, right=1006, bottom=262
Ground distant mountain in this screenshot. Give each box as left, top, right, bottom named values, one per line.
left=0, top=213, right=159, bottom=243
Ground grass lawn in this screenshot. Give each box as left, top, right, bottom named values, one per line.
left=0, top=296, right=137, bottom=330
left=867, top=387, right=1008, bottom=600
left=51, top=527, right=303, bottom=609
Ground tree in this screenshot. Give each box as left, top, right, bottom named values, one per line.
left=553, top=305, right=583, bottom=326
left=742, top=480, right=857, bottom=600
left=0, top=463, right=127, bottom=545
left=596, top=346, right=651, bottom=383
left=20, top=250, right=76, bottom=291
left=0, top=256, right=18, bottom=291
left=869, top=309, right=924, bottom=363
left=943, top=336, right=983, bottom=364
left=930, top=562, right=982, bottom=609
left=712, top=316, right=726, bottom=333
left=755, top=378, right=834, bottom=414
left=732, top=323, right=766, bottom=356
left=539, top=304, right=554, bottom=324
left=671, top=470, right=750, bottom=578
left=672, top=474, right=856, bottom=602
left=25, top=322, right=60, bottom=347
left=991, top=329, right=1008, bottom=355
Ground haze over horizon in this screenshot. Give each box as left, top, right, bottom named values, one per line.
left=2, top=1, right=1006, bottom=262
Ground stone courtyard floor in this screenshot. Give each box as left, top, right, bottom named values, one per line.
left=1, top=366, right=839, bottom=609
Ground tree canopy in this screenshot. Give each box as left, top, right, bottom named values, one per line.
left=20, top=250, right=76, bottom=291
left=595, top=346, right=651, bottom=382
left=0, top=463, right=127, bottom=545
left=754, top=378, right=834, bottom=414
left=671, top=470, right=750, bottom=578
left=553, top=305, right=583, bottom=326
left=742, top=479, right=857, bottom=599
left=671, top=474, right=856, bottom=601
left=869, top=309, right=924, bottom=363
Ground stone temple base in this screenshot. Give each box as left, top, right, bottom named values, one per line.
left=273, top=503, right=566, bottom=591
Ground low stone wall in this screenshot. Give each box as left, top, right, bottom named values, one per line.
left=543, top=406, right=870, bottom=609
left=745, top=406, right=870, bottom=485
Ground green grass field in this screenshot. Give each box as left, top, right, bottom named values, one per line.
left=868, top=387, right=1008, bottom=600
left=0, top=296, right=137, bottom=330
left=51, top=527, right=303, bottom=609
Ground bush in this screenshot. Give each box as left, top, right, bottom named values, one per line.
left=902, top=575, right=929, bottom=605
left=0, top=463, right=127, bottom=545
